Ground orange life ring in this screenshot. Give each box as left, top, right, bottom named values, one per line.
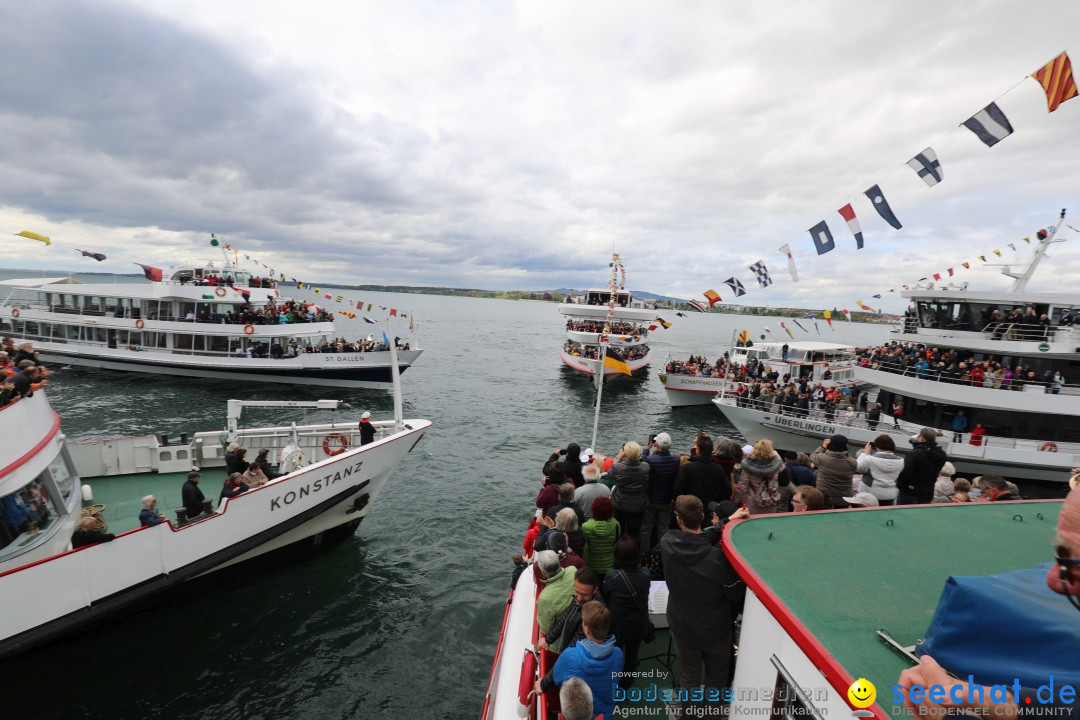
left=215, top=287, right=226, bottom=297
left=10, top=308, right=18, bottom=318
left=135, top=318, right=145, bottom=329
left=322, top=433, right=349, bottom=456
left=1040, top=441, right=1059, bottom=453
left=243, top=324, right=254, bottom=335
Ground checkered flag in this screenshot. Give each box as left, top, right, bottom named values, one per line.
left=724, top=277, right=747, bottom=297
left=748, top=261, right=772, bottom=288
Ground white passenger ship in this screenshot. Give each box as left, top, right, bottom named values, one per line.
left=0, top=371, right=431, bottom=659
left=660, top=341, right=861, bottom=407
left=714, top=209, right=1078, bottom=482
left=0, top=261, right=421, bottom=389
left=558, top=254, right=656, bottom=376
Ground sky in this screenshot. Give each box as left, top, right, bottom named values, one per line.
left=1, top=0, right=1079, bottom=312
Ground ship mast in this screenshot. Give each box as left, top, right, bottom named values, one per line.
left=590, top=250, right=625, bottom=451
left=1001, top=209, right=1067, bottom=292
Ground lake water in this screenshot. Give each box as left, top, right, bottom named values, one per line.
left=2, top=281, right=896, bottom=719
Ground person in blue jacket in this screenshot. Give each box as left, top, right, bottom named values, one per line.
left=536, top=601, right=624, bottom=720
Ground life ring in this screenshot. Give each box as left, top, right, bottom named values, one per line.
left=243, top=324, right=254, bottom=335
left=135, top=318, right=145, bottom=329
left=10, top=308, right=18, bottom=318
left=1040, top=441, right=1059, bottom=453
left=322, top=433, right=349, bottom=456
left=215, top=287, right=226, bottom=297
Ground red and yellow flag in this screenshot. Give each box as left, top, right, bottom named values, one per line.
left=1033, top=52, right=1078, bottom=112
left=704, top=289, right=722, bottom=307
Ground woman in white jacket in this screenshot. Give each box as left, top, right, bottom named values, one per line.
left=855, top=434, right=905, bottom=505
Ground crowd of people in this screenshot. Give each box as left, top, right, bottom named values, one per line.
left=563, top=341, right=649, bottom=363
left=855, top=340, right=1068, bottom=393
left=515, top=424, right=1034, bottom=718
left=178, top=273, right=278, bottom=289
left=0, top=339, right=52, bottom=409
left=565, top=320, right=644, bottom=337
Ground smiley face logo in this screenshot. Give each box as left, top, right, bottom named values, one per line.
left=847, top=678, right=876, bottom=709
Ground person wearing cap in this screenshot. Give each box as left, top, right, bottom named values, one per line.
left=252, top=447, right=280, bottom=481
left=138, top=495, right=166, bottom=526
left=899, top=484, right=1080, bottom=717
left=544, top=443, right=585, bottom=488
left=896, top=427, right=948, bottom=505
left=181, top=471, right=207, bottom=520
left=641, top=431, right=679, bottom=555
left=359, top=410, right=376, bottom=445
left=841, top=491, right=879, bottom=508
left=810, top=435, right=858, bottom=509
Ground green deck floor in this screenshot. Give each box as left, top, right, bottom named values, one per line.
left=80, top=470, right=230, bottom=534
left=727, top=501, right=1063, bottom=716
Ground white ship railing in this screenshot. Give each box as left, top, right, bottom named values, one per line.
left=713, top=393, right=1080, bottom=456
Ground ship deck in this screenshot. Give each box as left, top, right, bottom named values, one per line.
left=723, top=500, right=1063, bottom=717
left=80, top=470, right=198, bottom=534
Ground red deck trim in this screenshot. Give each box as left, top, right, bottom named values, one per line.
left=0, top=411, right=61, bottom=480
left=722, top=514, right=890, bottom=720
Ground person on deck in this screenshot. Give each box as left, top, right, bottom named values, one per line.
left=574, top=463, right=610, bottom=521
left=640, top=431, right=680, bottom=556
left=661, top=495, right=745, bottom=719
left=535, top=550, right=578, bottom=655
left=219, top=472, right=250, bottom=504
left=581, top=497, right=621, bottom=576
left=896, top=427, right=948, bottom=505
left=602, top=534, right=651, bottom=690
left=810, top=435, right=858, bottom=509
left=536, top=601, right=623, bottom=720
left=359, top=411, right=376, bottom=445
left=855, top=435, right=904, bottom=506
left=608, top=441, right=650, bottom=543
left=731, top=439, right=783, bottom=515
left=138, top=495, right=166, bottom=526
left=181, top=471, right=207, bottom=520
left=71, top=516, right=116, bottom=548
left=673, top=433, right=732, bottom=512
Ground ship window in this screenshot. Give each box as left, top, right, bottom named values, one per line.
left=0, top=481, right=61, bottom=561
left=47, top=450, right=78, bottom=503
left=768, top=656, right=826, bottom=720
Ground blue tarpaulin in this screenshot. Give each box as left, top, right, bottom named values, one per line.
left=916, top=564, right=1080, bottom=689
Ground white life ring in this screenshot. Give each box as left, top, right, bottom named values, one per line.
left=135, top=318, right=145, bottom=329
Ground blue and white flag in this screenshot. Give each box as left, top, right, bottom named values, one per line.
left=865, top=184, right=902, bottom=230
left=907, top=147, right=943, bottom=187
left=808, top=220, right=836, bottom=255
left=962, top=102, right=1014, bottom=148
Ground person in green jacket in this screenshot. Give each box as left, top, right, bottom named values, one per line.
left=535, top=550, right=577, bottom=653
left=582, top=496, right=621, bottom=576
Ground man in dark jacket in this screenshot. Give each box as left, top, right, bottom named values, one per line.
left=661, top=495, right=745, bottom=717
left=896, top=427, right=948, bottom=504
left=673, top=434, right=731, bottom=512
left=359, top=411, right=376, bottom=445
left=641, top=431, right=680, bottom=555
left=182, top=471, right=208, bottom=519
